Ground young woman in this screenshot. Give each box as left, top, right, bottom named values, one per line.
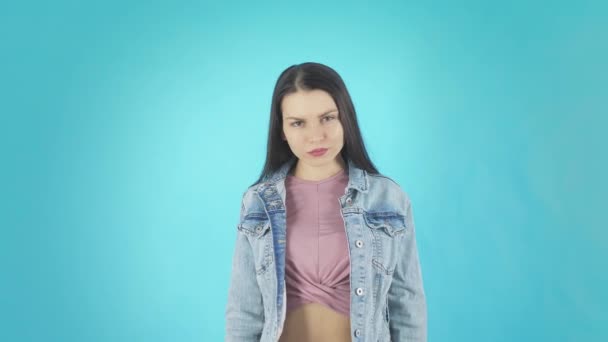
left=225, top=62, right=427, bottom=342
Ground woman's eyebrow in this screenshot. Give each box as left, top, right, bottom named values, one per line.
left=284, top=110, right=338, bottom=120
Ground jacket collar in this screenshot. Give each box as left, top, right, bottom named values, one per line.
left=263, top=156, right=368, bottom=193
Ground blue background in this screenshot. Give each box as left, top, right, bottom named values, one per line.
left=1, top=0, right=606, bottom=341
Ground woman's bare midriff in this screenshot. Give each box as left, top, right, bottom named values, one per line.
left=278, top=302, right=351, bottom=342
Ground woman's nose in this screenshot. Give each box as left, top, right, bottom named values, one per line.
left=307, top=127, right=325, bottom=142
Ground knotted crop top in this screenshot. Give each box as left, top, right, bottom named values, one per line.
left=284, top=168, right=351, bottom=317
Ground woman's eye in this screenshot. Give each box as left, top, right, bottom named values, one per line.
left=291, top=116, right=334, bottom=127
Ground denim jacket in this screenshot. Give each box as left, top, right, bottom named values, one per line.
left=225, top=157, right=427, bottom=342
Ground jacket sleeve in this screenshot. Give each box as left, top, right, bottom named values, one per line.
left=225, top=191, right=265, bottom=342
left=387, top=195, right=427, bottom=341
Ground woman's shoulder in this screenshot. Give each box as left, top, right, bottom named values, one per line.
left=366, top=171, right=412, bottom=205
left=240, top=184, right=260, bottom=202
left=367, top=172, right=401, bottom=187
left=238, top=182, right=268, bottom=215
left=367, top=171, right=408, bottom=192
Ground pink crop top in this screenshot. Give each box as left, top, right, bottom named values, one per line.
left=284, top=168, right=350, bottom=317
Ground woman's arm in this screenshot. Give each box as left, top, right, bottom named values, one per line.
left=387, top=195, right=427, bottom=341
left=225, top=192, right=265, bottom=341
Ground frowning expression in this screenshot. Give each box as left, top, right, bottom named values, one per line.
left=281, top=89, right=344, bottom=167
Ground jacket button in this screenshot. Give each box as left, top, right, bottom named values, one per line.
left=354, top=328, right=361, bottom=337
left=355, top=287, right=364, bottom=296
left=355, top=240, right=363, bottom=248
left=346, top=197, right=352, bottom=205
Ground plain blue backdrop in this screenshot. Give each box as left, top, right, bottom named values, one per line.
left=1, top=0, right=606, bottom=341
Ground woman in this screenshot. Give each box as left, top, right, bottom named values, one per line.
left=225, top=62, right=427, bottom=342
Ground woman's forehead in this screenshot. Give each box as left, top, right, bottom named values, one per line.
left=281, top=90, right=338, bottom=119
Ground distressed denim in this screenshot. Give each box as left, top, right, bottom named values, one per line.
left=225, top=157, right=427, bottom=342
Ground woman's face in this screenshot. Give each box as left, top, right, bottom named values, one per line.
left=281, top=89, right=344, bottom=171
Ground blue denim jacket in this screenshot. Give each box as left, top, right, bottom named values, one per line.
left=225, top=157, right=427, bottom=342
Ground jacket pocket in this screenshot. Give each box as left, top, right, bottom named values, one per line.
left=363, top=212, right=406, bottom=237
left=363, top=212, right=406, bottom=276
left=238, top=214, right=273, bottom=275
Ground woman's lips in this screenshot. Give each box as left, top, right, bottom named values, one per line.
left=308, top=148, right=328, bottom=157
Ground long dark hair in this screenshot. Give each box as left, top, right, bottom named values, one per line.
left=251, top=62, right=379, bottom=187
